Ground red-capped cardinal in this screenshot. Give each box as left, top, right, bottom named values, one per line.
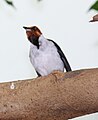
left=23, top=26, right=72, bottom=76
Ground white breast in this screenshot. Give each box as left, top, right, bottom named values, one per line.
left=29, top=35, right=64, bottom=76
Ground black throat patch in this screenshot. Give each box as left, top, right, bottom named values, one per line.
left=29, top=36, right=39, bottom=49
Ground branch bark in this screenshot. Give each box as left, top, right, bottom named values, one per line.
left=90, top=14, right=98, bottom=22
left=0, top=69, right=98, bottom=120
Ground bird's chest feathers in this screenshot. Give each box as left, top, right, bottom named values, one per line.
left=30, top=41, right=60, bottom=67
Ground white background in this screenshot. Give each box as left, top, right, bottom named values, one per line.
left=0, top=0, right=98, bottom=119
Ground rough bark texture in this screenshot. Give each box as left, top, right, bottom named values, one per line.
left=0, top=69, right=98, bottom=120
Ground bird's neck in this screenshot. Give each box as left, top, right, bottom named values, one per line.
left=30, top=34, right=47, bottom=49
left=38, top=35, right=48, bottom=48
left=39, top=34, right=46, bottom=42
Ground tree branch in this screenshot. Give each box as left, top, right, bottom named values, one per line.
left=0, top=69, right=98, bottom=120
left=90, top=14, right=98, bottom=22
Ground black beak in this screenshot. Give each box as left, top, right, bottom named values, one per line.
left=23, top=26, right=28, bottom=29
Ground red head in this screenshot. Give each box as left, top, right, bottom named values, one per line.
left=23, top=26, right=42, bottom=48
left=23, top=26, right=42, bottom=39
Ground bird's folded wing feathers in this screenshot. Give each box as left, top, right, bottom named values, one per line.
left=47, top=39, right=72, bottom=72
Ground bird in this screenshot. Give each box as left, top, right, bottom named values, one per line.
left=23, top=26, right=72, bottom=77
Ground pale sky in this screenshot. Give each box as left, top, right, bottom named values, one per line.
left=0, top=0, right=98, bottom=119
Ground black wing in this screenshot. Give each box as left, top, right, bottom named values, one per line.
left=48, top=39, right=72, bottom=72
left=36, top=71, right=41, bottom=77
